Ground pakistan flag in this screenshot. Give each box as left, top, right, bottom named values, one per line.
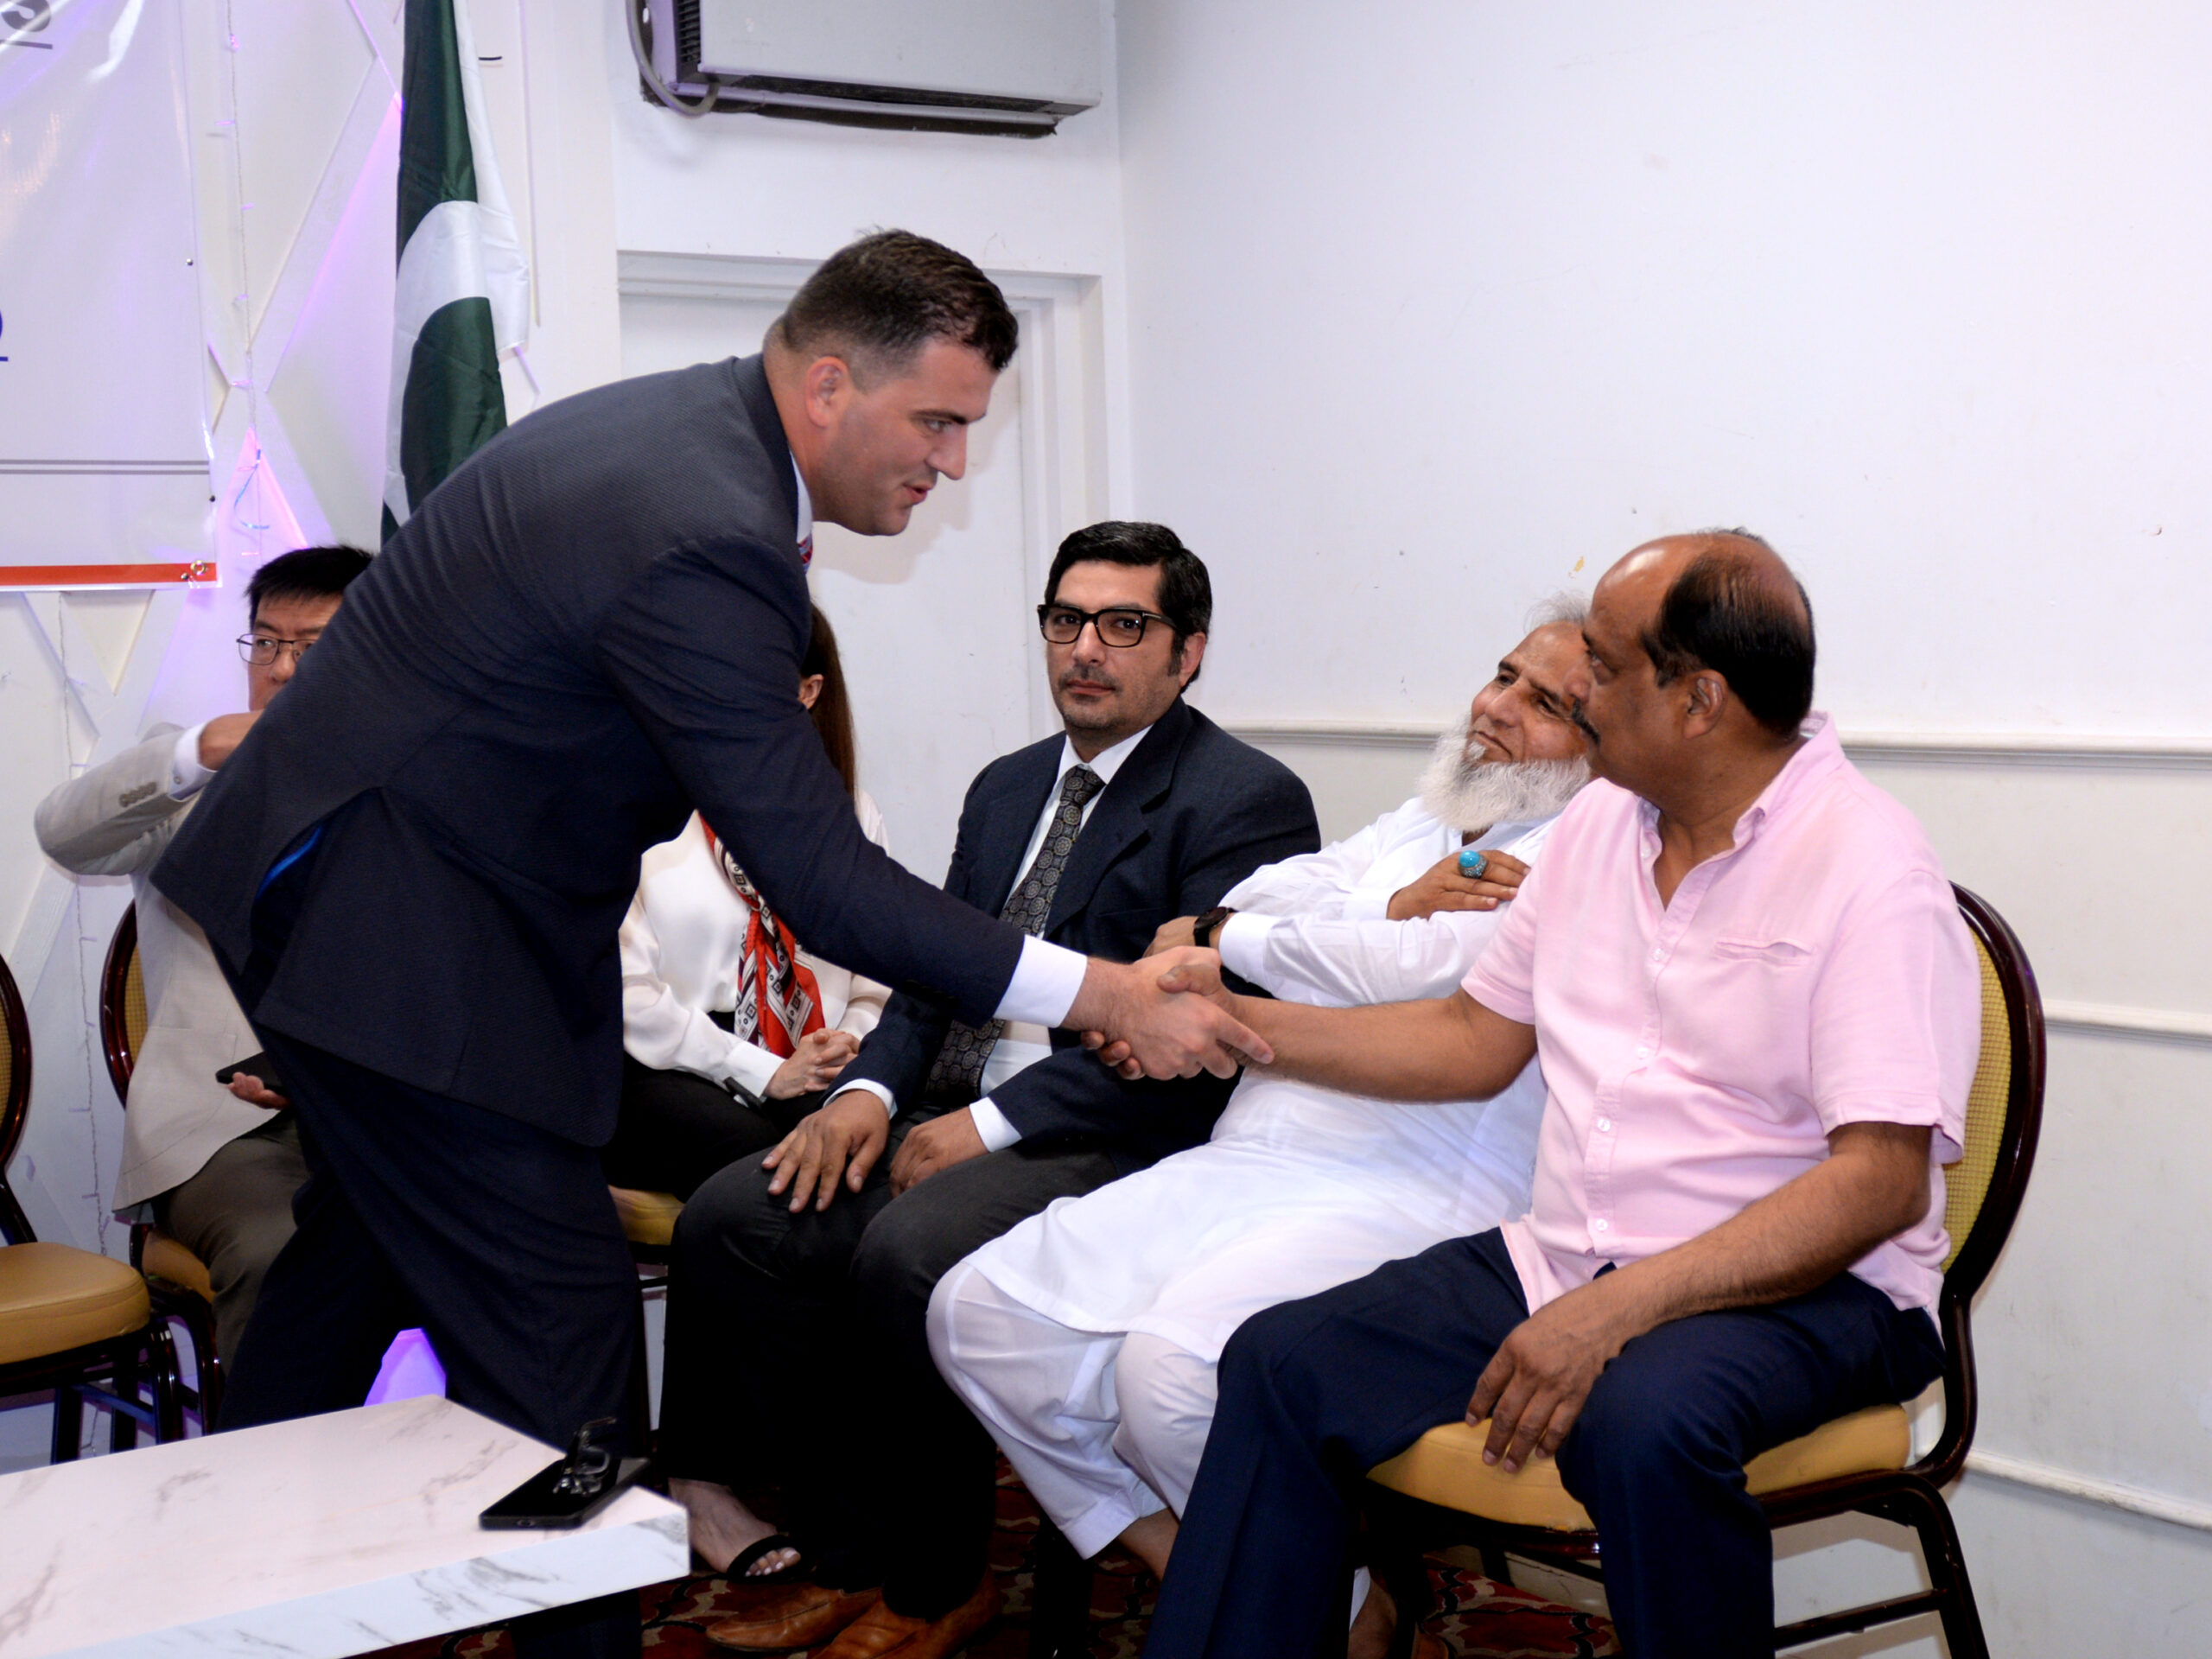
left=382, top=0, right=529, bottom=541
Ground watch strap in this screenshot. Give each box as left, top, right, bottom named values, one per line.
left=1192, top=905, right=1236, bottom=950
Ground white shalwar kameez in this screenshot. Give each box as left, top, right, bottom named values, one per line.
left=929, top=802, right=1555, bottom=1557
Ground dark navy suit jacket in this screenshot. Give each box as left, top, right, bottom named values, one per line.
left=836, top=698, right=1320, bottom=1176
left=154, top=355, right=1030, bottom=1147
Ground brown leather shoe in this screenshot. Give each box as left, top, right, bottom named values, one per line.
left=811, top=1573, right=1001, bottom=1658
left=703, top=1581, right=880, bottom=1651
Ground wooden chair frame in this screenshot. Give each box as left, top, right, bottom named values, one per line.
left=99, top=902, right=226, bottom=1429
left=1, top=946, right=185, bottom=1458
left=1362, top=883, right=2045, bottom=1659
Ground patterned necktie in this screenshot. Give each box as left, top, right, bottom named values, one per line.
left=925, top=764, right=1106, bottom=1103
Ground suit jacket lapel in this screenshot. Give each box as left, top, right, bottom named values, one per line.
left=1045, top=699, right=1192, bottom=938
left=971, top=738, right=1065, bottom=918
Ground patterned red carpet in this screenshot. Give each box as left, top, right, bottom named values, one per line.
left=374, top=1465, right=1618, bottom=1658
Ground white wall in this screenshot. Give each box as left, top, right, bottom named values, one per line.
left=1116, top=0, right=2212, bottom=740
left=1120, top=3, right=2212, bottom=1652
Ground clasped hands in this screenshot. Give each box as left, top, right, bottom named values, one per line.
left=1080, top=947, right=1253, bottom=1082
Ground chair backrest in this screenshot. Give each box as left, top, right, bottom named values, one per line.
left=99, top=902, right=146, bottom=1105
left=1918, top=884, right=2045, bottom=1486
left=0, top=950, right=36, bottom=1244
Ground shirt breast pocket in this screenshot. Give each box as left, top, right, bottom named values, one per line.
left=1711, top=937, right=1817, bottom=969
left=1677, top=938, right=1821, bottom=1108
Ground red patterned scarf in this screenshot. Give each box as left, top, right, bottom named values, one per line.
left=701, top=823, right=826, bottom=1058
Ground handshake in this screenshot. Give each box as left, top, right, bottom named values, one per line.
left=1070, top=947, right=1257, bottom=1082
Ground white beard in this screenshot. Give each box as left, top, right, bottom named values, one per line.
left=1416, top=717, right=1591, bottom=836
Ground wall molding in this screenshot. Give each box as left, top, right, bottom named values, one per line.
left=1966, top=1449, right=2212, bottom=1535
left=1225, top=719, right=2212, bottom=1050
left=1222, top=719, right=2212, bottom=772
left=2042, top=1000, right=2212, bottom=1047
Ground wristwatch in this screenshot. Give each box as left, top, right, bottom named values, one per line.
left=1192, top=906, right=1236, bottom=950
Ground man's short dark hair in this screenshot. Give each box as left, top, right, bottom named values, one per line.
left=772, top=231, right=1019, bottom=380
left=246, top=545, right=374, bottom=622
left=1640, top=531, right=1815, bottom=739
left=1044, top=521, right=1211, bottom=686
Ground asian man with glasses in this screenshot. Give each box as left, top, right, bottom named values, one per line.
left=34, top=544, right=373, bottom=1371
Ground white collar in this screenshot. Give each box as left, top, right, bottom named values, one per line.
left=1057, top=722, right=1151, bottom=791
left=791, top=457, right=813, bottom=548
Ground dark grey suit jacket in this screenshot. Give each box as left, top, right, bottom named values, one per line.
left=155, top=355, right=1027, bottom=1147
left=836, top=698, right=1320, bottom=1176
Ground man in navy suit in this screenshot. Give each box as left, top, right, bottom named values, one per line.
left=152, top=235, right=1270, bottom=1659
left=661, top=523, right=1320, bottom=1659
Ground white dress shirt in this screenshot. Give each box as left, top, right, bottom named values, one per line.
left=620, top=802, right=893, bottom=1098
left=839, top=723, right=1153, bottom=1149
left=1215, top=803, right=1560, bottom=993
left=170, top=722, right=216, bottom=799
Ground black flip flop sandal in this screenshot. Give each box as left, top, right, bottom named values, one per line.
left=721, top=1531, right=805, bottom=1583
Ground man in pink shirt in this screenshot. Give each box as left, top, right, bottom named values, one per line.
left=1131, top=532, right=1981, bottom=1659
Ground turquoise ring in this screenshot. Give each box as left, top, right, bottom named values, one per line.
left=1458, top=848, right=1488, bottom=880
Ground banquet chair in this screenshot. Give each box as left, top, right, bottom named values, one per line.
left=0, top=944, right=185, bottom=1459
left=1362, top=883, right=2044, bottom=1659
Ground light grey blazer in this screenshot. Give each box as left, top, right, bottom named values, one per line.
left=35, top=727, right=271, bottom=1211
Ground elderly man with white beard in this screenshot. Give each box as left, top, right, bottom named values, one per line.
left=926, top=601, right=1592, bottom=1645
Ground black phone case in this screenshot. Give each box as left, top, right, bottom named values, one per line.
left=480, top=1455, right=652, bottom=1529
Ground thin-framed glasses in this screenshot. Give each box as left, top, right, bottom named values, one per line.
left=1037, top=604, right=1173, bottom=649
left=236, top=633, right=315, bottom=666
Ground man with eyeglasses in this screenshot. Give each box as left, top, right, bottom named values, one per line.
left=35, top=544, right=372, bottom=1370
left=658, top=520, right=1319, bottom=1659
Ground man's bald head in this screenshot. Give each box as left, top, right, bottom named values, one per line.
left=1599, top=530, right=1815, bottom=741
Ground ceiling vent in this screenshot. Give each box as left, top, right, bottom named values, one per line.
left=638, top=0, right=1103, bottom=138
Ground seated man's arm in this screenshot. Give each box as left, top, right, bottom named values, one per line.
left=35, top=731, right=195, bottom=875
left=1218, top=907, right=1504, bottom=1010
left=1151, top=967, right=1540, bottom=1103
left=1467, top=1121, right=1932, bottom=1472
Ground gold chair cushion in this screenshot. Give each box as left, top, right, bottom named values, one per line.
left=141, top=1230, right=214, bottom=1302
left=0, top=1243, right=153, bottom=1366
left=609, top=1185, right=684, bottom=1249
left=1369, top=1402, right=1910, bottom=1531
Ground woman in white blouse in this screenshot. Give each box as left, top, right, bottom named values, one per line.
left=602, top=607, right=891, bottom=1198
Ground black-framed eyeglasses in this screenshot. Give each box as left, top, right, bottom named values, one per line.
left=1037, top=604, right=1173, bottom=649
left=236, top=633, right=315, bottom=667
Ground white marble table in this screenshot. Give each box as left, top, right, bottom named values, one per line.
left=0, top=1396, right=688, bottom=1658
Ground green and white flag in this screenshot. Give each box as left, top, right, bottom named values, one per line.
left=382, top=0, right=528, bottom=540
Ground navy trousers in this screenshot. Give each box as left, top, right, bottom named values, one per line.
left=1143, top=1230, right=1944, bottom=1659
left=220, top=830, right=643, bottom=1659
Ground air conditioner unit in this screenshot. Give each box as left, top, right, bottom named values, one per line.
left=641, top=0, right=1103, bottom=138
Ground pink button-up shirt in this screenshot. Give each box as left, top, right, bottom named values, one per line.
left=1462, top=715, right=1979, bottom=1317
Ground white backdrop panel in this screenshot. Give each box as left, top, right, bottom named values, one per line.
left=0, top=0, right=209, bottom=580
